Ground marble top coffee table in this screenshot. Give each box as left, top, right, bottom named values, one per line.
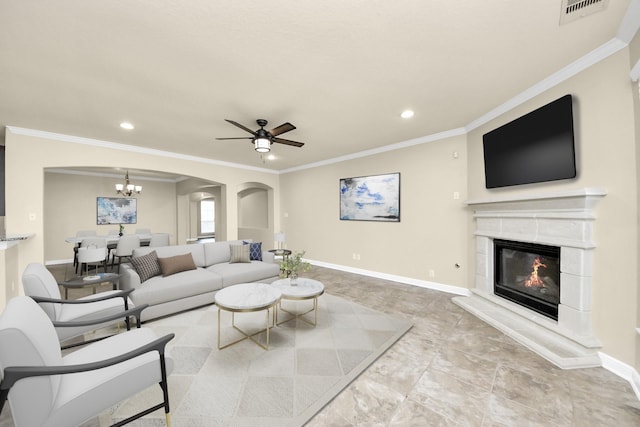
left=270, top=278, right=325, bottom=326
left=214, top=283, right=281, bottom=350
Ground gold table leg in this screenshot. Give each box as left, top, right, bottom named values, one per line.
left=217, top=305, right=276, bottom=350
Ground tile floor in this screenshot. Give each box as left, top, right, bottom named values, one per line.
left=3, top=263, right=640, bottom=426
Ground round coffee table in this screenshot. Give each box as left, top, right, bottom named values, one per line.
left=270, top=278, right=324, bottom=326
left=214, top=283, right=282, bottom=350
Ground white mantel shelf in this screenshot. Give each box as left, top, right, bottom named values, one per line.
left=465, top=187, right=607, bottom=207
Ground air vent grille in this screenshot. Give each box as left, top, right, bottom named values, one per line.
left=560, top=0, right=609, bottom=25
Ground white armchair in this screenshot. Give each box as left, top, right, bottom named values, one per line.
left=0, top=296, right=174, bottom=426
left=22, top=263, right=146, bottom=347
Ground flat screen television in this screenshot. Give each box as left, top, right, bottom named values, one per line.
left=482, top=94, right=576, bottom=189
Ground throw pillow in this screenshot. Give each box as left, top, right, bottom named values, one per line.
left=131, top=250, right=161, bottom=283
left=158, top=253, right=197, bottom=276
left=243, top=241, right=263, bottom=261
left=230, top=244, right=251, bottom=263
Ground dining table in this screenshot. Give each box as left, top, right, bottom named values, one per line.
left=65, top=233, right=153, bottom=246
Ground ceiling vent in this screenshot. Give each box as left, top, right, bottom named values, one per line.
left=560, top=0, right=609, bottom=25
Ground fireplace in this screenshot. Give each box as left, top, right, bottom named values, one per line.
left=454, top=188, right=607, bottom=368
left=494, top=239, right=560, bottom=320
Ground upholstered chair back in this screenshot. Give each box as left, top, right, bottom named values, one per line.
left=149, top=233, right=170, bottom=247
left=21, top=262, right=62, bottom=321
left=115, top=235, right=140, bottom=256
left=80, top=237, right=107, bottom=248
left=0, top=296, right=63, bottom=426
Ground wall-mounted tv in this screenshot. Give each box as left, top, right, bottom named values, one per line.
left=482, top=94, right=576, bottom=189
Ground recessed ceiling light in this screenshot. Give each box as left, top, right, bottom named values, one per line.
left=120, top=122, right=134, bottom=130
left=400, top=110, right=414, bottom=119
left=267, top=154, right=276, bottom=160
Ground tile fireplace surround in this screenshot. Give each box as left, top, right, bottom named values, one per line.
left=453, top=188, right=607, bottom=369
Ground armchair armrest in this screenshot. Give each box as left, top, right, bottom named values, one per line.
left=31, top=288, right=134, bottom=308
left=52, top=304, right=149, bottom=330
left=0, top=333, right=175, bottom=414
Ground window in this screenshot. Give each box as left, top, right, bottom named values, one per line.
left=199, top=199, right=215, bottom=235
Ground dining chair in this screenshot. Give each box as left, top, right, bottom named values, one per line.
left=149, top=233, right=170, bottom=247
left=78, top=246, right=109, bottom=276
left=76, top=237, right=108, bottom=274
left=113, top=235, right=141, bottom=273
left=73, top=230, right=98, bottom=272
left=21, top=262, right=146, bottom=346
left=0, top=296, right=173, bottom=427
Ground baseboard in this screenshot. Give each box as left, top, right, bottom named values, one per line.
left=307, top=259, right=471, bottom=297
left=599, top=351, right=640, bottom=401
left=46, top=258, right=74, bottom=266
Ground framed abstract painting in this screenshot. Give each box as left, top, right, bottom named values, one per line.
left=339, top=173, right=400, bottom=222
left=96, top=197, right=137, bottom=224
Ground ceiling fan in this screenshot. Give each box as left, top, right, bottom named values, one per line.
left=216, top=119, right=304, bottom=153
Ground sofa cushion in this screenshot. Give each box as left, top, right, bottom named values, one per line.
left=158, top=253, right=197, bottom=276
left=244, top=241, right=263, bottom=261
left=131, top=250, right=161, bottom=283
left=130, top=268, right=223, bottom=306
left=230, top=244, right=250, bottom=263
left=206, top=261, right=280, bottom=287
left=203, top=241, right=231, bottom=266
left=133, top=244, right=206, bottom=267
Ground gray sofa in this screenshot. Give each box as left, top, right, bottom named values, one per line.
left=119, top=240, right=280, bottom=321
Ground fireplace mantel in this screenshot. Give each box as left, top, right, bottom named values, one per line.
left=454, top=187, right=607, bottom=369
left=465, top=187, right=607, bottom=208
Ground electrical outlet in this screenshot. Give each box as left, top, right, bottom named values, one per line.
left=453, top=192, right=460, bottom=200
left=28, top=213, right=36, bottom=221
left=429, top=269, right=435, bottom=277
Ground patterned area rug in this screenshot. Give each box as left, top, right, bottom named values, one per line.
left=95, top=293, right=412, bottom=426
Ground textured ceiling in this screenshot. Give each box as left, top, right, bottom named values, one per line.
left=0, top=0, right=634, bottom=171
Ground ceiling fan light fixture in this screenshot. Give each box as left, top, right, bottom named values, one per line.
left=254, top=137, right=271, bottom=153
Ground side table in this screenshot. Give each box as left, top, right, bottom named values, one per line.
left=59, top=272, right=120, bottom=299
left=214, top=283, right=282, bottom=350
left=271, top=278, right=325, bottom=326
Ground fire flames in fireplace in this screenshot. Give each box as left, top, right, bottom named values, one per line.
left=494, top=239, right=560, bottom=320
left=524, top=257, right=547, bottom=288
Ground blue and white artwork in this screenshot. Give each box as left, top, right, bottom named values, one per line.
left=97, top=197, right=137, bottom=224
left=340, top=173, right=400, bottom=222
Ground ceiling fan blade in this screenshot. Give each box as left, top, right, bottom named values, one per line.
left=224, top=119, right=256, bottom=135
left=215, top=137, right=253, bottom=140
left=269, top=122, right=296, bottom=137
left=272, top=137, right=304, bottom=147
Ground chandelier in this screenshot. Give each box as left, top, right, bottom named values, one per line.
left=115, top=171, right=142, bottom=197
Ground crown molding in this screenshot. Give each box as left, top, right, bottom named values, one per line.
left=5, top=126, right=279, bottom=175
left=465, top=38, right=627, bottom=133
left=280, top=127, right=467, bottom=174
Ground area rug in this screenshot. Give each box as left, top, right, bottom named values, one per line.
left=94, top=293, right=412, bottom=426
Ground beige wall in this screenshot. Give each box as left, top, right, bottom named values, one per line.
left=280, top=134, right=468, bottom=286
left=467, top=50, right=639, bottom=365
left=4, top=129, right=280, bottom=299
left=44, top=171, right=178, bottom=262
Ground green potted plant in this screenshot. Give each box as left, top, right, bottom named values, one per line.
left=280, top=250, right=311, bottom=285
left=118, top=224, right=125, bottom=236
